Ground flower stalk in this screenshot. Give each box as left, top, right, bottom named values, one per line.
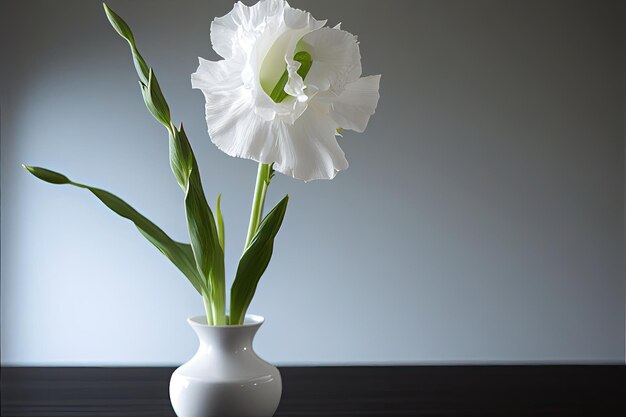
left=245, top=163, right=272, bottom=249
left=202, top=289, right=214, bottom=326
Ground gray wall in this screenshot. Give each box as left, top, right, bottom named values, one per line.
left=1, top=0, right=624, bottom=365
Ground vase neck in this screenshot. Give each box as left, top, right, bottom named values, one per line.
left=187, top=315, right=263, bottom=354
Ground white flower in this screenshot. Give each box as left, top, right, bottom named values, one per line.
left=191, top=0, right=380, bottom=181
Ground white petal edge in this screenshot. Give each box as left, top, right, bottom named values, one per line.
left=203, top=89, right=283, bottom=164
left=274, top=103, right=348, bottom=181
left=328, top=75, right=381, bottom=133
left=210, top=0, right=286, bottom=59
left=192, top=58, right=281, bottom=163
left=191, top=57, right=244, bottom=93
left=199, top=87, right=349, bottom=182
left=302, top=27, right=362, bottom=94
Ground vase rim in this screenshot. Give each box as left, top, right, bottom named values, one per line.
left=187, top=314, right=264, bottom=328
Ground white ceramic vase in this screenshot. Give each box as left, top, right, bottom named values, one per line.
left=169, top=314, right=282, bottom=417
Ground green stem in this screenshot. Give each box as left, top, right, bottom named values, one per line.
left=202, top=289, right=214, bottom=326
left=210, top=271, right=226, bottom=326
left=245, top=163, right=271, bottom=249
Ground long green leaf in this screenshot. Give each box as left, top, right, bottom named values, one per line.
left=176, top=125, right=226, bottom=324
left=103, top=3, right=149, bottom=84
left=104, top=4, right=225, bottom=324
left=104, top=3, right=169, bottom=127
left=23, top=165, right=205, bottom=294
left=230, top=195, right=289, bottom=325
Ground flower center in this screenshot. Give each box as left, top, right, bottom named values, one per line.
left=261, top=51, right=313, bottom=104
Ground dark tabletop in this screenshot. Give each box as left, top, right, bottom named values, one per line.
left=1, top=366, right=625, bottom=416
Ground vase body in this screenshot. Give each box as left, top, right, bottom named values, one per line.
left=169, top=314, right=282, bottom=417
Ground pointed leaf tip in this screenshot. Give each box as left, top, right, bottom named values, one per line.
left=23, top=165, right=71, bottom=185
left=143, top=68, right=170, bottom=127
left=103, top=3, right=134, bottom=44
left=23, top=164, right=205, bottom=294
left=216, top=193, right=225, bottom=250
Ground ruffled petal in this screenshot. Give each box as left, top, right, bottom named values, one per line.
left=255, top=4, right=325, bottom=105
left=195, top=0, right=379, bottom=181
left=302, top=27, right=361, bottom=93
left=199, top=83, right=283, bottom=164
left=328, top=75, right=381, bottom=133
left=281, top=7, right=326, bottom=101
left=210, top=0, right=285, bottom=59
left=273, top=103, right=348, bottom=181
left=192, top=57, right=280, bottom=161
left=191, top=57, right=244, bottom=93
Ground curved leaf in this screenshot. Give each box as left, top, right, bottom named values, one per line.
left=103, top=3, right=149, bottom=84
left=140, top=69, right=170, bottom=128
left=23, top=165, right=204, bottom=294
left=177, top=126, right=226, bottom=325
left=104, top=4, right=226, bottom=324
left=230, top=195, right=289, bottom=325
